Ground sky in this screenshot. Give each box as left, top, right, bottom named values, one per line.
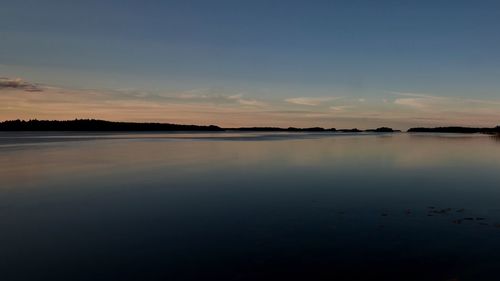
left=1, top=0, right=500, bottom=129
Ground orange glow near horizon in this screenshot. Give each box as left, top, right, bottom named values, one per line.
left=1, top=79, right=500, bottom=130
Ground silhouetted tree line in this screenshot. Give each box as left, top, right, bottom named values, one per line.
left=365, top=127, right=401, bottom=133
left=407, top=126, right=500, bottom=134
left=0, top=119, right=223, bottom=131
left=0, top=119, right=406, bottom=133
left=2, top=120, right=498, bottom=134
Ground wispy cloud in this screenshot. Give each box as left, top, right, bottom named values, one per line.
left=394, top=97, right=429, bottom=109
left=392, top=92, right=446, bottom=111
left=330, top=105, right=354, bottom=112
left=167, top=89, right=267, bottom=107
left=285, top=97, right=339, bottom=106
left=393, top=92, right=500, bottom=111
left=227, top=94, right=268, bottom=107
left=0, top=77, right=42, bottom=92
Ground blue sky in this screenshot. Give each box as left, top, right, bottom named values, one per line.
left=1, top=0, right=500, bottom=128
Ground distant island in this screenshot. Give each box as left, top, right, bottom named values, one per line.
left=408, top=126, right=500, bottom=134
left=0, top=119, right=401, bottom=133
left=0, top=119, right=498, bottom=134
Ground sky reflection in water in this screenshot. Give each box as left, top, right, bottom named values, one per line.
left=1, top=132, right=500, bottom=280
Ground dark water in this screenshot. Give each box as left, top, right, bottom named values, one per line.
left=1, top=132, right=500, bottom=281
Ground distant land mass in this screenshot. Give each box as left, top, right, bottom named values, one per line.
left=0, top=119, right=498, bottom=134
left=408, top=126, right=500, bottom=134
left=0, top=119, right=224, bottom=132
left=0, top=119, right=402, bottom=133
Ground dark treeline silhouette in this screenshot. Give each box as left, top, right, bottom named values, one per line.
left=0, top=119, right=223, bottom=131
left=0, top=119, right=405, bottom=133
left=365, top=127, right=401, bottom=133
left=6, top=120, right=499, bottom=134
left=408, top=126, right=500, bottom=134
left=337, top=128, right=362, bottom=133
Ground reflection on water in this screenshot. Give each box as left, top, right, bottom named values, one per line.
left=1, top=132, right=500, bottom=280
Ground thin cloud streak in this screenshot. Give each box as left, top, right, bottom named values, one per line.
left=0, top=77, right=43, bottom=92
left=285, top=97, right=339, bottom=106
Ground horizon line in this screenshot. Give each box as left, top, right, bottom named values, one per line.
left=1, top=119, right=499, bottom=134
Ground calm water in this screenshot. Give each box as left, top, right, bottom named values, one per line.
left=1, top=132, right=500, bottom=281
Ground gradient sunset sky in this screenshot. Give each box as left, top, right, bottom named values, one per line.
left=1, top=0, right=500, bottom=129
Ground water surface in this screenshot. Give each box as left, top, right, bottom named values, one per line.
left=1, top=132, right=500, bottom=280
